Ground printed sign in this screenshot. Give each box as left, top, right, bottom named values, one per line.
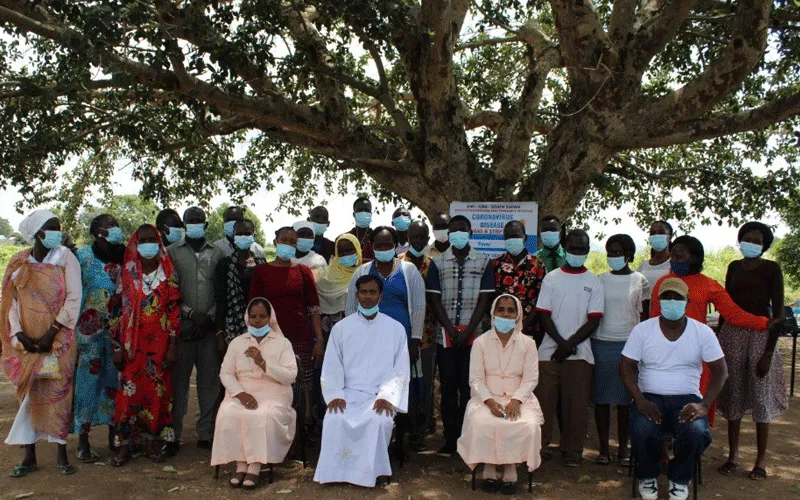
left=449, top=201, right=538, bottom=259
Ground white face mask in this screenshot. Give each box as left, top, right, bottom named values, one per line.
left=433, top=229, right=449, bottom=243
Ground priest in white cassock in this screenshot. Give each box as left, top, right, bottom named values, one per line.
left=314, top=274, right=410, bottom=488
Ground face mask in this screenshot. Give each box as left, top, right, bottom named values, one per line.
left=540, top=231, right=561, bottom=249
left=670, top=260, right=691, bottom=276
left=504, top=238, right=525, bottom=256
left=660, top=299, right=687, bottom=321
left=39, top=230, right=62, bottom=249
left=137, top=242, right=159, bottom=259
left=649, top=234, right=669, bottom=252
left=565, top=252, right=587, bottom=268
left=166, top=227, right=183, bottom=244
left=313, top=222, right=328, bottom=236
left=409, top=246, right=427, bottom=258
left=104, top=227, right=123, bottom=245
left=449, top=231, right=470, bottom=250
left=607, top=256, right=626, bottom=271
left=248, top=324, right=271, bottom=338
left=224, top=220, right=237, bottom=238
left=433, top=229, right=449, bottom=243
left=740, top=241, right=763, bottom=259
left=339, top=254, right=358, bottom=268
left=374, top=249, right=396, bottom=262
left=358, top=303, right=380, bottom=317
left=185, top=223, right=206, bottom=239
left=392, top=216, right=412, bottom=232
left=354, top=211, right=372, bottom=228
left=234, top=235, right=254, bottom=250
left=493, top=316, right=516, bottom=334
left=275, top=243, right=296, bottom=260
left=296, top=238, right=315, bottom=253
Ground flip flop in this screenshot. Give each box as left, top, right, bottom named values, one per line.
left=595, top=455, right=611, bottom=465
left=718, top=462, right=738, bottom=476
left=749, top=467, right=767, bottom=481
left=8, top=464, right=37, bottom=478
left=58, top=463, right=76, bottom=476
left=77, top=448, right=101, bottom=463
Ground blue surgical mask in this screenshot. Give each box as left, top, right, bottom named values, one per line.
left=670, top=260, right=691, bottom=276
left=409, top=246, right=427, bottom=258
left=493, top=316, right=516, bottom=334
left=660, top=299, right=687, bottom=321
left=296, top=238, right=315, bottom=253
left=224, top=220, right=237, bottom=238
left=504, top=238, right=525, bottom=256
left=234, top=235, right=254, bottom=250
left=339, top=254, right=358, bottom=268
left=358, top=303, right=380, bottom=317
left=248, top=324, right=271, bottom=338
left=166, top=227, right=183, bottom=244
left=137, top=242, right=159, bottom=259
left=541, top=231, right=560, bottom=249
left=185, top=223, right=205, bottom=239
left=649, top=234, right=669, bottom=252
left=607, top=256, right=626, bottom=271
left=355, top=211, right=372, bottom=229
left=313, top=222, right=328, bottom=236
left=392, top=216, right=412, bottom=232
left=104, top=227, right=123, bottom=245
left=276, top=243, right=296, bottom=260
left=565, top=252, right=587, bottom=268
left=449, top=231, right=470, bottom=250
left=39, top=230, right=62, bottom=249
left=374, top=249, right=396, bottom=262
left=740, top=241, right=763, bottom=259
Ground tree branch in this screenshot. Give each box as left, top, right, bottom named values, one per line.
left=629, top=0, right=698, bottom=76
left=0, top=78, right=118, bottom=99
left=455, top=35, right=521, bottom=52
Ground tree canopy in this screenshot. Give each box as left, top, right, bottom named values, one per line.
left=205, top=203, right=268, bottom=246
left=1, top=0, right=798, bottom=228
left=76, top=194, right=160, bottom=245
left=0, top=217, right=12, bottom=237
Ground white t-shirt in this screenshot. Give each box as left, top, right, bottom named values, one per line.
left=535, top=267, right=604, bottom=364
left=636, top=260, right=671, bottom=293
left=621, top=317, right=724, bottom=397
left=594, top=272, right=650, bottom=342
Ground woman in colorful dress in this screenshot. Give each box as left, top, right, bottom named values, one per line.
left=1, top=210, right=81, bottom=477
left=717, top=222, right=787, bottom=481
left=72, top=214, right=125, bottom=462
left=211, top=298, right=298, bottom=489
left=110, top=224, right=179, bottom=466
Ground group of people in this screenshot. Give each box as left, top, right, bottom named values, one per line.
left=0, top=198, right=789, bottom=499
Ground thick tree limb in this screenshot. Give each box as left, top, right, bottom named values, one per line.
left=629, top=0, right=698, bottom=76
left=455, top=35, right=521, bottom=52
left=608, top=0, right=638, bottom=47
left=0, top=79, right=118, bottom=99
left=464, top=110, right=504, bottom=131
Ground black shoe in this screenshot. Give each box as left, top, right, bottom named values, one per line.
left=501, top=481, right=518, bottom=495
left=436, top=444, right=456, bottom=457
left=480, top=479, right=501, bottom=493
left=162, top=442, right=180, bottom=457
left=197, top=440, right=212, bottom=450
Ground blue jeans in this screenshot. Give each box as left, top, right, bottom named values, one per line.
left=630, top=393, right=711, bottom=485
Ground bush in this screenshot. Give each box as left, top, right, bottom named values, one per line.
left=0, top=245, right=26, bottom=282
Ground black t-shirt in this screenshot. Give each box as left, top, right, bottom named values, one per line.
left=725, top=259, right=783, bottom=317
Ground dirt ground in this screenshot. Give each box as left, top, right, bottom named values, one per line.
left=1, top=338, right=799, bottom=500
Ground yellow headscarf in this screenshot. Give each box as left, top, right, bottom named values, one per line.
left=316, top=233, right=363, bottom=314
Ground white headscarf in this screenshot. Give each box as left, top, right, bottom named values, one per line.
left=18, top=209, right=57, bottom=244
left=292, top=220, right=315, bottom=235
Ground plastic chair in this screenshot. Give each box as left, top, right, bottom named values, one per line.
left=470, top=465, right=534, bottom=494
left=214, top=355, right=307, bottom=482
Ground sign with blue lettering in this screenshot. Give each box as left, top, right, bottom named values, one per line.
left=449, top=201, right=538, bottom=259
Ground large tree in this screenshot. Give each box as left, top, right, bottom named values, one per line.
left=0, top=0, right=798, bottom=226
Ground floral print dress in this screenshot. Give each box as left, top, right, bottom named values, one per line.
left=72, top=246, right=121, bottom=433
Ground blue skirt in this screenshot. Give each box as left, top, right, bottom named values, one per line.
left=591, top=339, right=632, bottom=406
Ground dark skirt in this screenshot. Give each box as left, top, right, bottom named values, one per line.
left=591, top=339, right=632, bottom=406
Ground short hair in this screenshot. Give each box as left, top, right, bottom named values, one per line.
left=671, top=235, right=704, bottom=274
left=90, top=214, right=115, bottom=237
left=247, top=298, right=272, bottom=317
left=235, top=219, right=254, bottom=231
left=504, top=220, right=526, bottom=234
left=652, top=220, right=674, bottom=237
left=223, top=205, right=244, bottom=220
left=371, top=225, right=398, bottom=245
left=449, top=215, right=471, bottom=230
left=607, top=233, right=636, bottom=262
left=353, top=196, right=371, bottom=210
left=567, top=228, right=590, bottom=248
left=274, top=226, right=295, bottom=239
left=541, top=214, right=560, bottom=224
left=355, top=274, right=384, bottom=293
left=738, top=221, right=774, bottom=252
left=156, top=208, right=180, bottom=228
left=183, top=206, right=206, bottom=220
